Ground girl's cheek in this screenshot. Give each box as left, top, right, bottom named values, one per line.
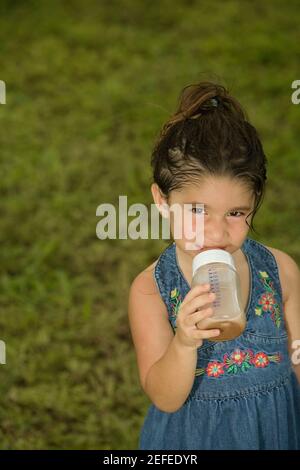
left=170, top=212, right=204, bottom=243
left=184, top=215, right=204, bottom=242
left=171, top=214, right=193, bottom=240
left=185, top=217, right=195, bottom=237
left=170, top=213, right=183, bottom=238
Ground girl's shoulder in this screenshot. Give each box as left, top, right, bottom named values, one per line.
left=264, top=244, right=300, bottom=304
left=130, top=260, right=159, bottom=295
left=129, top=260, right=168, bottom=320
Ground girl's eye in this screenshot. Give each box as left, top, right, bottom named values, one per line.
left=190, top=208, right=245, bottom=217
left=191, top=207, right=204, bottom=214
left=229, top=211, right=245, bottom=217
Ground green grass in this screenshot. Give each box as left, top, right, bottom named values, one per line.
left=0, top=0, right=299, bottom=449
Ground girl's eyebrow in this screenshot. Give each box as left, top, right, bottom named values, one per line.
left=188, top=202, right=252, bottom=211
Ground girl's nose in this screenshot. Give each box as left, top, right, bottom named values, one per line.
left=204, top=217, right=228, bottom=244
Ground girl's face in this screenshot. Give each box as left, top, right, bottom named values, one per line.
left=166, top=175, right=255, bottom=257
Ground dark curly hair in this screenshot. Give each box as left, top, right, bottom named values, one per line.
left=151, top=81, right=267, bottom=233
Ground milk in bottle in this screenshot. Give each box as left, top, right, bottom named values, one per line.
left=191, top=249, right=246, bottom=341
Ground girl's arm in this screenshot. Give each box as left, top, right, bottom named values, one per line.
left=272, top=248, right=300, bottom=384
left=128, top=265, right=219, bottom=413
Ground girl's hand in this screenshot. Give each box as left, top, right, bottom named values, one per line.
left=175, top=284, right=220, bottom=349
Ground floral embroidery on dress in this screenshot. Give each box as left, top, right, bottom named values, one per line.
left=170, top=288, right=183, bottom=321
left=195, top=348, right=282, bottom=378
left=255, top=271, right=281, bottom=328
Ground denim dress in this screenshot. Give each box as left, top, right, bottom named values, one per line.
left=139, top=237, right=300, bottom=450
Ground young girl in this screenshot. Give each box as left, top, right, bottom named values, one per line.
left=128, top=81, right=300, bottom=450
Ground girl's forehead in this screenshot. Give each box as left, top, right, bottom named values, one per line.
left=169, top=176, right=253, bottom=203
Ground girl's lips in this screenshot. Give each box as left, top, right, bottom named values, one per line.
left=195, top=246, right=227, bottom=251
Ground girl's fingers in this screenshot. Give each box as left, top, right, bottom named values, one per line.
left=180, top=284, right=211, bottom=308
left=194, top=328, right=220, bottom=339
left=186, top=307, right=213, bottom=326
left=184, top=292, right=216, bottom=315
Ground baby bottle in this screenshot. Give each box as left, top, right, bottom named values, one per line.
left=191, top=249, right=246, bottom=341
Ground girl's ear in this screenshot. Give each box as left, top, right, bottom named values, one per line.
left=151, top=183, right=170, bottom=218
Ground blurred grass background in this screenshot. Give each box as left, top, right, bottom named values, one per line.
left=0, top=0, right=299, bottom=449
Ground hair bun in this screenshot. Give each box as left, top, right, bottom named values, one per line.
left=160, top=81, right=246, bottom=133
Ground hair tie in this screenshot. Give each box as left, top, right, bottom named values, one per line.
left=210, top=97, right=219, bottom=107
left=188, top=96, right=219, bottom=120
